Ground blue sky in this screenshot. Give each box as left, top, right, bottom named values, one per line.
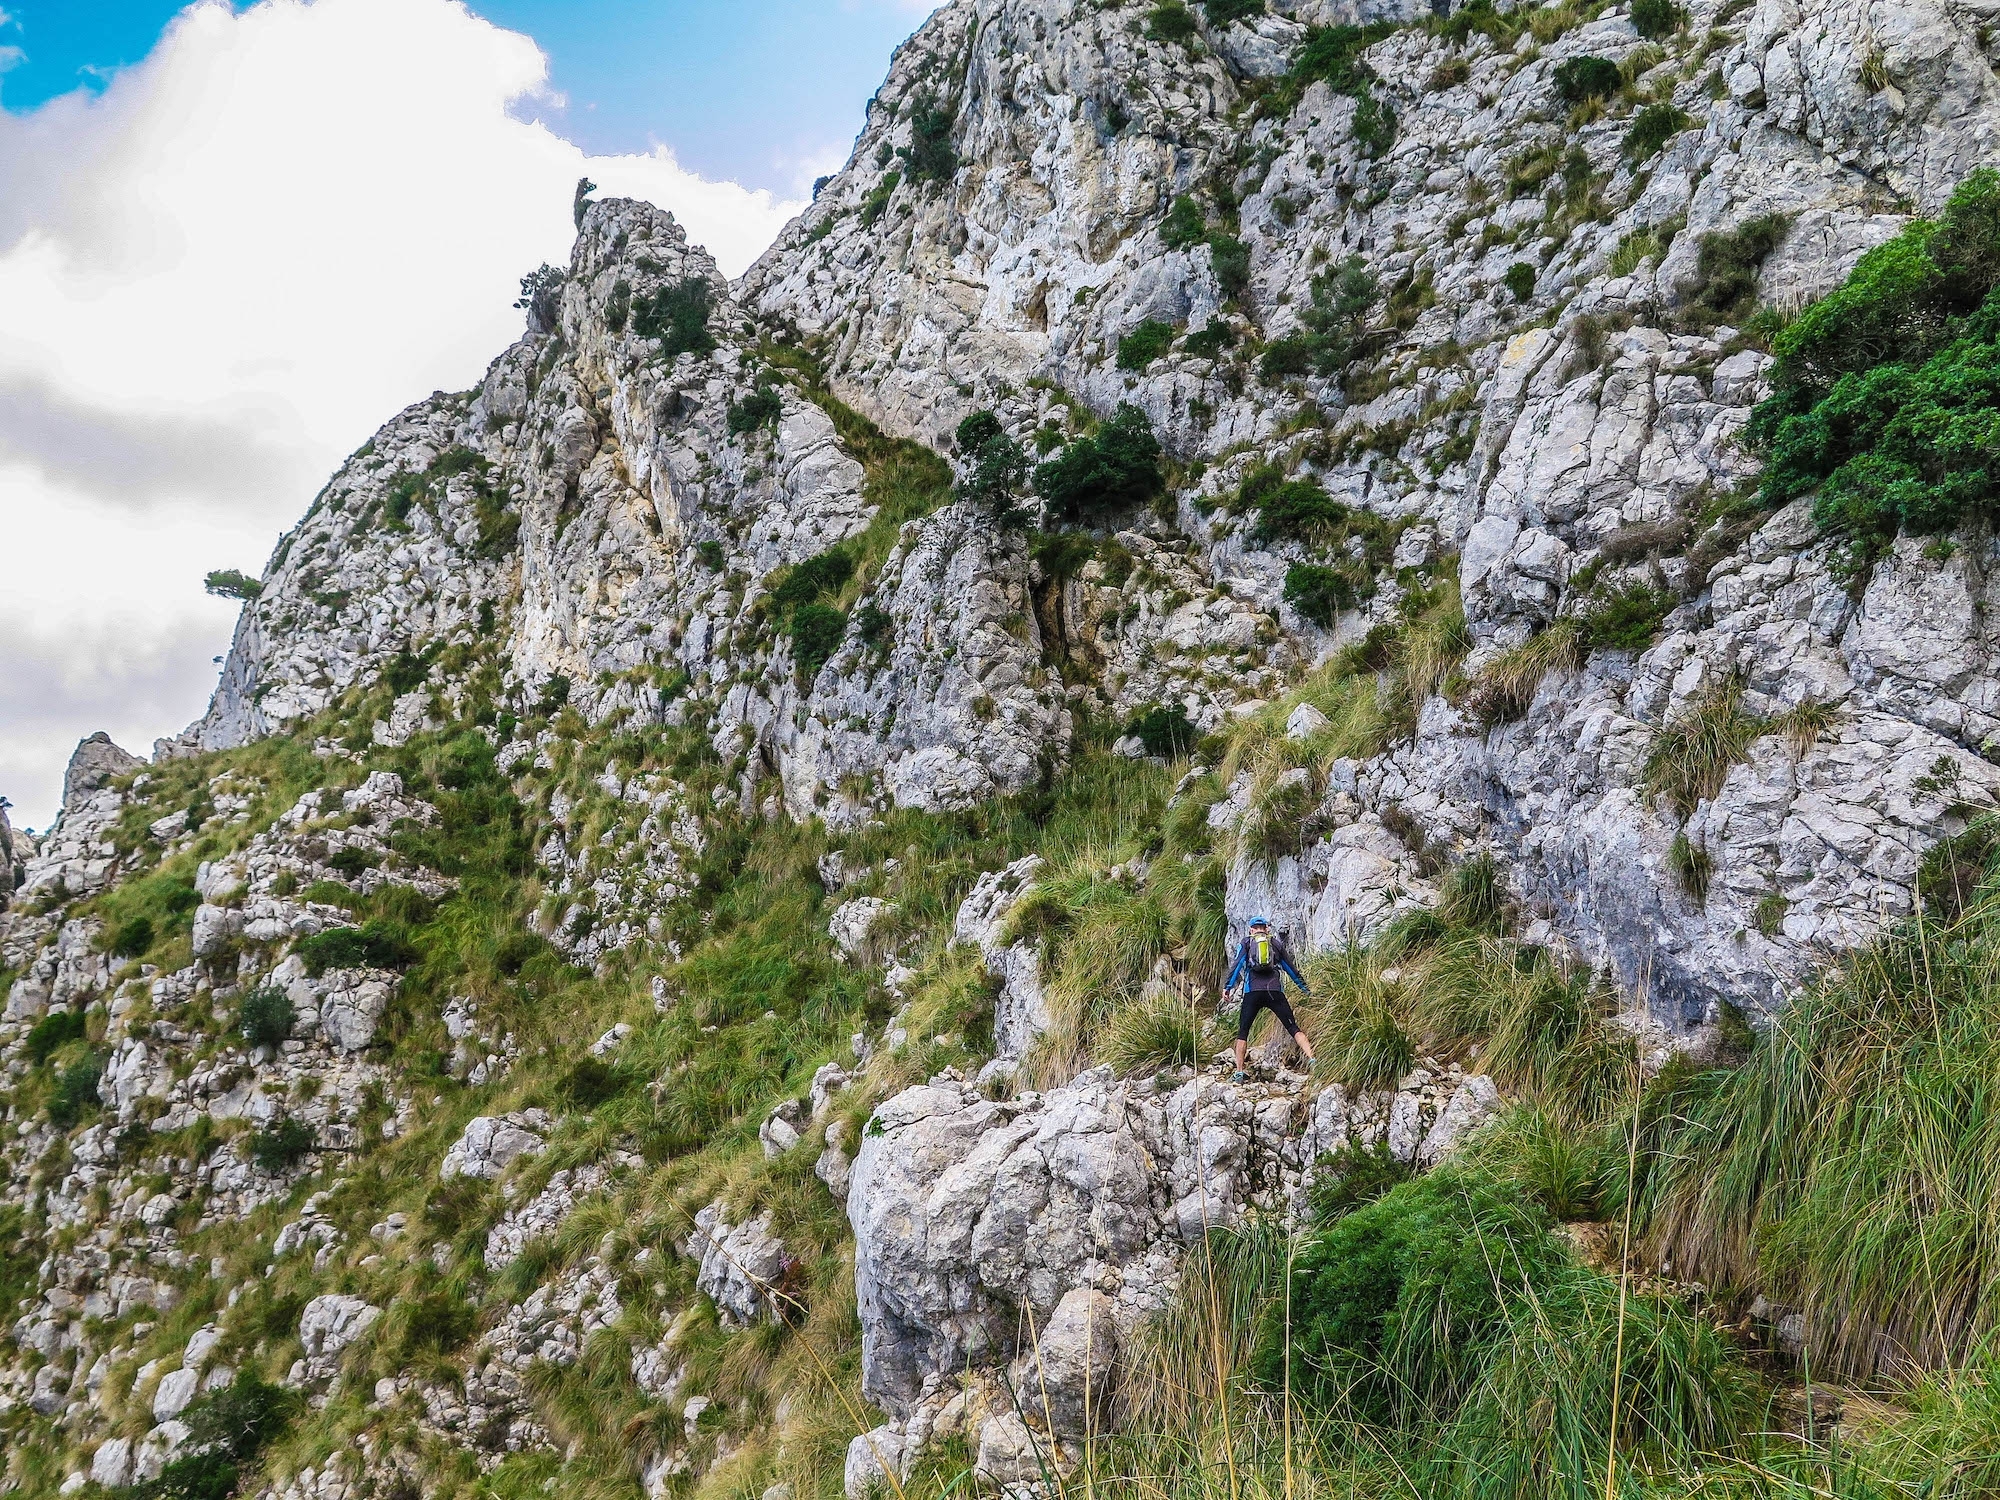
left=0, top=0, right=932, bottom=194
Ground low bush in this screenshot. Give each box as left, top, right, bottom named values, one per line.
left=237, top=986, right=296, bottom=1047
left=295, top=921, right=417, bottom=977
left=1209, top=234, right=1251, bottom=298
left=1117, top=319, right=1177, bottom=370
left=1630, top=0, right=1682, bottom=39
left=1552, top=55, right=1622, bottom=105
left=727, top=383, right=784, bottom=434
left=767, top=548, right=854, bottom=616
left=1679, top=212, right=1791, bottom=327
left=632, top=277, right=716, bottom=359
left=1145, top=1, right=1199, bottom=45
left=47, top=1053, right=105, bottom=1126
left=791, top=603, right=848, bottom=684
left=1751, top=170, right=2000, bottom=549
left=1259, top=256, right=1376, bottom=383
left=1282, top=24, right=1399, bottom=153
left=1578, top=582, right=1674, bottom=649
left=900, top=94, right=957, bottom=183
left=1623, top=101, right=1692, bottom=161
left=25, top=1009, right=85, bottom=1065
left=1201, top=0, right=1263, bottom=21
left=1503, top=261, right=1537, bottom=303
left=249, top=1118, right=315, bottom=1173
left=1125, top=703, right=1199, bottom=759
left=1283, top=562, right=1365, bottom=627
left=1032, top=404, right=1165, bottom=523
left=1160, top=193, right=1207, bottom=250
left=110, top=914, right=156, bottom=959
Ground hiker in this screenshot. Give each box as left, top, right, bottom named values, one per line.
left=1223, top=916, right=1316, bottom=1082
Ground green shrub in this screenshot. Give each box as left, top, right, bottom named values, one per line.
left=1258, top=257, right=1375, bottom=382
left=563, top=1056, right=629, bottom=1108
left=632, top=277, right=716, bottom=359
left=728, top=383, right=784, bottom=434
left=1242, top=468, right=1346, bottom=543
left=1623, top=101, right=1692, bottom=161
left=1032, top=404, right=1164, bottom=523
left=1751, top=170, right=2000, bottom=547
left=1552, top=55, right=1622, bottom=105
left=1503, top=261, right=1537, bottom=303
left=1126, top=703, right=1199, bottom=759
left=47, top=1054, right=105, bottom=1127
left=767, top=548, right=855, bottom=615
left=1202, top=0, right=1263, bottom=20
left=109, top=914, right=155, bottom=959
left=1117, top=319, right=1177, bottom=370
left=1578, top=582, right=1674, bottom=649
left=1630, top=0, right=1682, bottom=39
left=324, top=847, right=379, bottom=879
left=955, top=410, right=1002, bottom=454
left=859, top=170, right=901, bottom=227
left=249, top=1118, right=315, bottom=1174
left=25, top=1009, right=86, bottom=1065
left=237, top=987, right=296, bottom=1047
left=1183, top=321, right=1236, bottom=359
left=183, top=1372, right=296, bottom=1465
left=1264, top=1168, right=1571, bottom=1417
left=395, top=1288, right=478, bottom=1357
left=790, top=604, right=848, bottom=683
left=1305, top=1141, right=1413, bottom=1225
left=1283, top=562, right=1364, bottom=626
left=294, top=921, right=416, bottom=977
left=203, top=569, right=262, bottom=601
left=135, top=1451, right=239, bottom=1500
left=960, top=428, right=1030, bottom=517
left=1679, top=212, right=1791, bottom=327
left=900, top=95, right=957, bottom=183
left=1145, top=1, right=1199, bottom=44
left=1160, top=194, right=1207, bottom=250
left=1209, top=234, right=1251, bottom=298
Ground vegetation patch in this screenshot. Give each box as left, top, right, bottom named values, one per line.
left=1751, top=170, right=2000, bottom=555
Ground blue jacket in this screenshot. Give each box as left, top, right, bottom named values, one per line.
left=1226, top=932, right=1308, bottom=994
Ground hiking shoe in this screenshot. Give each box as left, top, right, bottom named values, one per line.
left=1231, top=1069, right=1250, bottom=1084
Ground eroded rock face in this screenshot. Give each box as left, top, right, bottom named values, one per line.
left=847, top=1061, right=1492, bottom=1419
left=440, top=1113, right=549, bottom=1181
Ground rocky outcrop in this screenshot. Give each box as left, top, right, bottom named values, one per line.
left=848, top=1061, right=1495, bottom=1420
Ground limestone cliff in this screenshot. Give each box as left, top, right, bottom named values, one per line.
left=7, top=2, right=2000, bottom=1497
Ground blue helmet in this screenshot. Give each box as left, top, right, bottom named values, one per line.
left=1248, top=915, right=1271, bottom=926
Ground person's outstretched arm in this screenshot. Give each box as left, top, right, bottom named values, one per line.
left=1223, top=943, right=1246, bottom=994
left=1277, top=941, right=1309, bottom=993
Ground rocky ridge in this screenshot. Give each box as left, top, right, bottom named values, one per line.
left=4, top=1, right=1999, bottom=1498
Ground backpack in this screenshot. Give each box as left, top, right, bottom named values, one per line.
left=1248, top=933, right=1277, bottom=977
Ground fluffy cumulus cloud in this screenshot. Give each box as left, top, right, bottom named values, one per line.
left=0, top=0, right=807, bottom=829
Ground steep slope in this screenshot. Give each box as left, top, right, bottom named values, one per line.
left=11, top=2, right=2000, bottom=1499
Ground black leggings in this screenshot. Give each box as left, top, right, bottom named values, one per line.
left=1237, top=988, right=1301, bottom=1042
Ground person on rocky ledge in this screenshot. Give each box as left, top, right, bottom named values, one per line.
left=1224, top=915, right=1317, bottom=1083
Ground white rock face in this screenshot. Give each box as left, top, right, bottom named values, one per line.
left=847, top=1061, right=1489, bottom=1419
left=297, top=1295, right=381, bottom=1382
left=689, top=1202, right=788, bottom=1326
left=90, top=1439, right=134, bottom=1489
left=951, top=856, right=1049, bottom=1058
left=828, top=897, right=896, bottom=964
left=440, top=1112, right=549, bottom=1181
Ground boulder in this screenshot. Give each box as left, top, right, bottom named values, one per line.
left=440, top=1111, right=549, bottom=1180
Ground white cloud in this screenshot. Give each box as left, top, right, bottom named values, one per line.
left=0, top=0, right=807, bottom=827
